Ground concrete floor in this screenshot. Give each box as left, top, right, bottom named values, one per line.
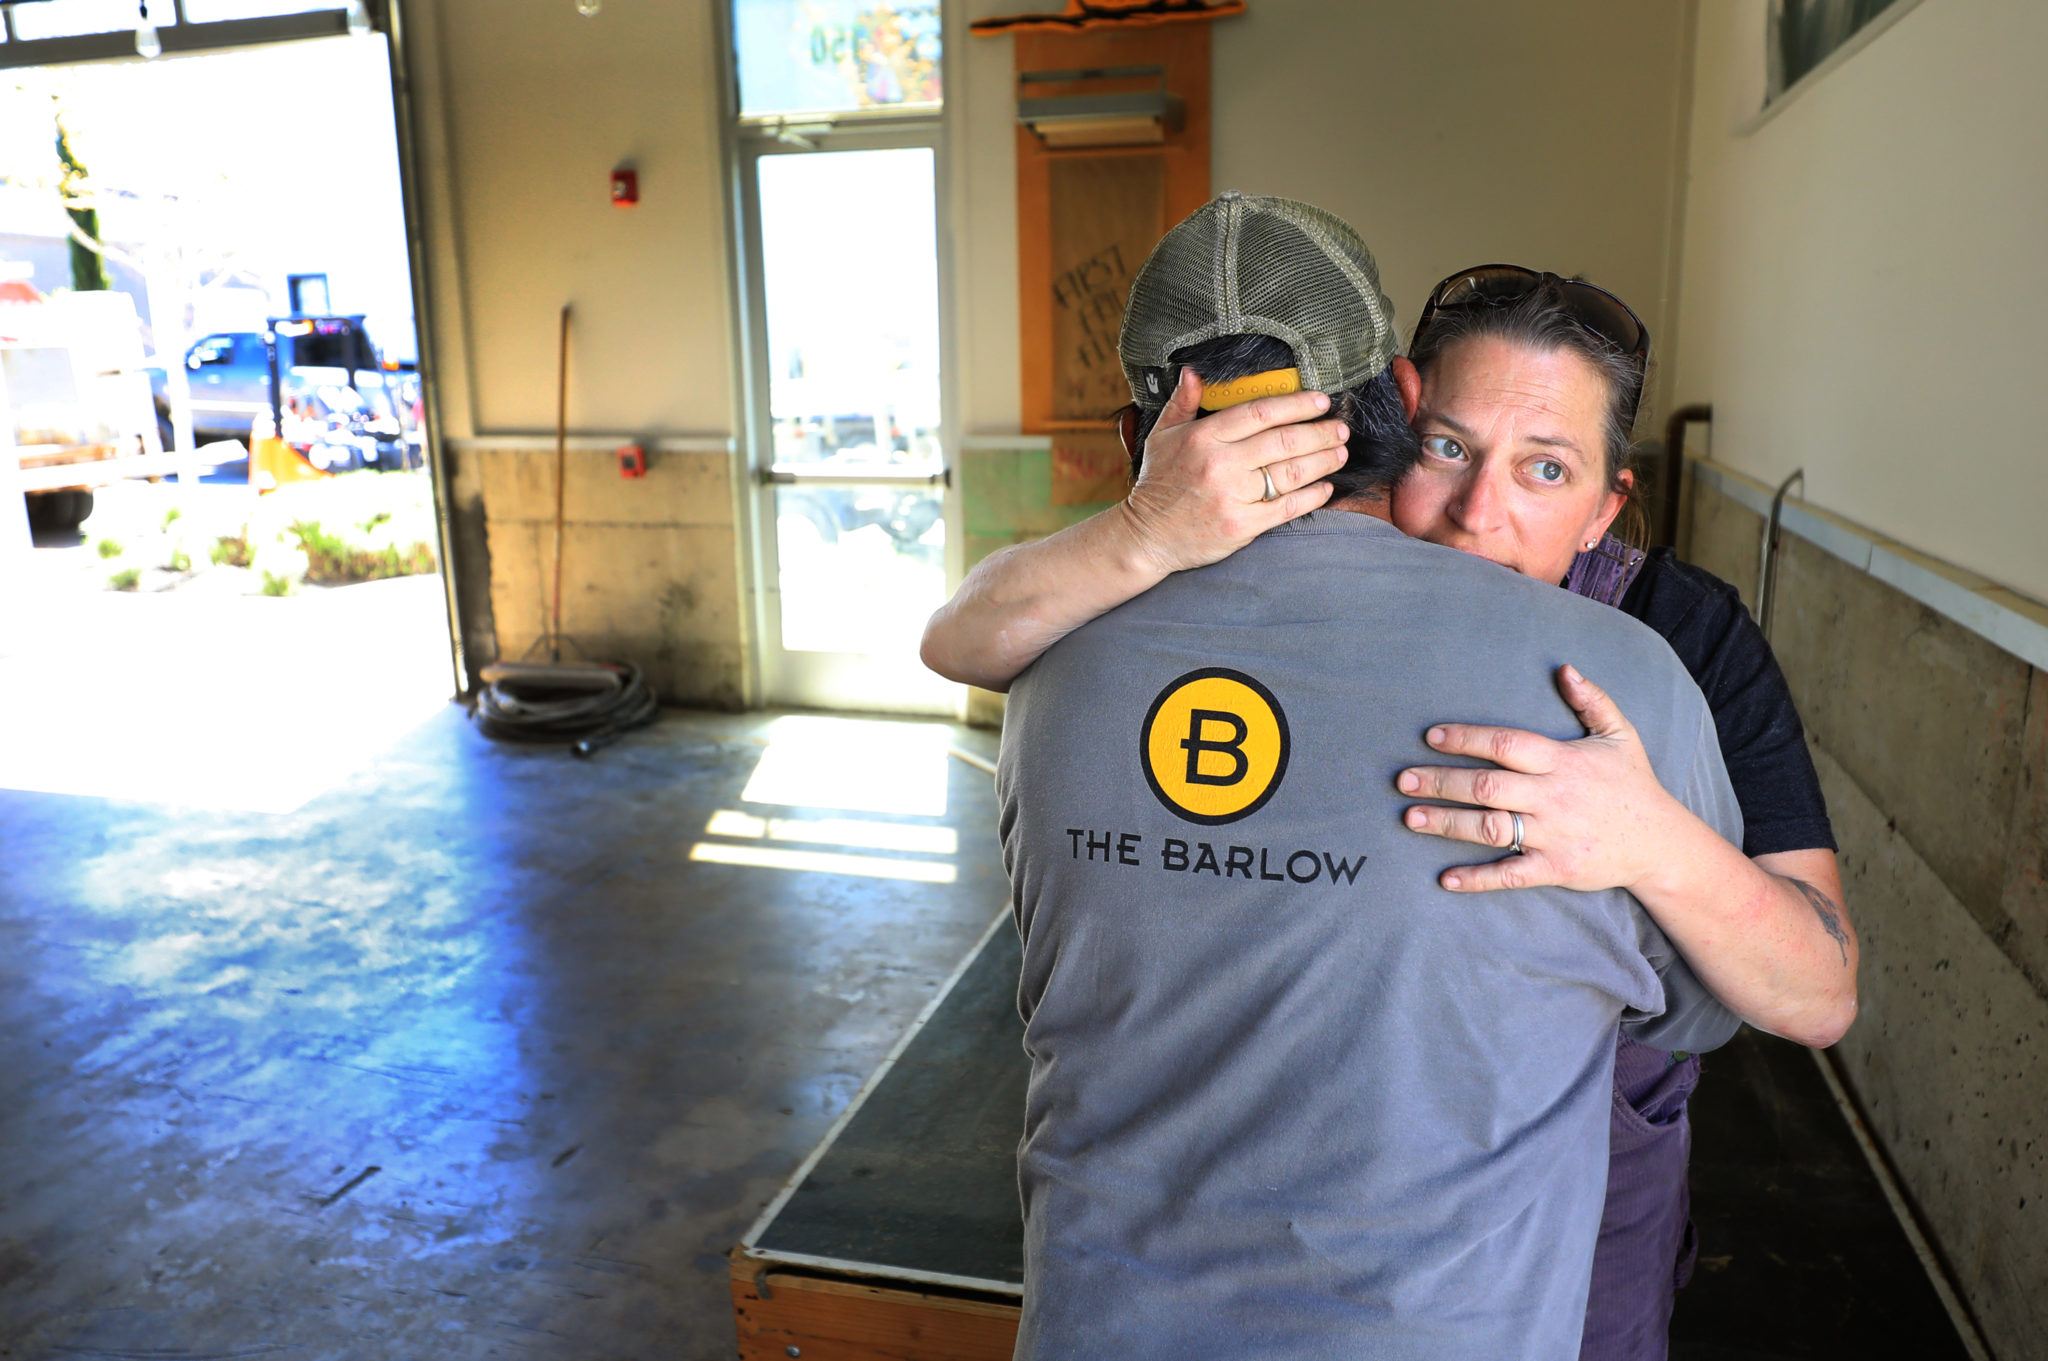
left=4, top=482, right=452, bottom=814
left=0, top=699, right=1973, bottom=1359
left=0, top=705, right=1007, bottom=1358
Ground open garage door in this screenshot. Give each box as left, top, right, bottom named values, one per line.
left=0, top=0, right=466, bottom=812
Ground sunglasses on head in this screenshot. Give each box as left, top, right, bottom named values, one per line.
left=1412, top=264, right=1651, bottom=426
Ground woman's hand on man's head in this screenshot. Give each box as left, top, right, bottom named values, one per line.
left=1117, top=367, right=1352, bottom=577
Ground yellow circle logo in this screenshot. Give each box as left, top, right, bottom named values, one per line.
left=1140, top=668, right=1291, bottom=825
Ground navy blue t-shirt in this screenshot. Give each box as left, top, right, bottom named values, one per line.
left=1618, top=549, right=1836, bottom=858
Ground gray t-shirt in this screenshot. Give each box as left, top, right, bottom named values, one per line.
left=997, top=511, right=1741, bottom=1361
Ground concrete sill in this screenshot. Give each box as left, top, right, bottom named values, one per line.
left=449, top=434, right=736, bottom=455
left=1691, top=458, right=2048, bottom=673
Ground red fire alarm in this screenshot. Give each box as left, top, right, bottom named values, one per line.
left=618, top=443, right=646, bottom=479
left=610, top=167, right=638, bottom=208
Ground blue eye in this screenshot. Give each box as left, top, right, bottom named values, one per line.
left=1532, top=460, right=1566, bottom=483
left=1422, top=435, right=1466, bottom=462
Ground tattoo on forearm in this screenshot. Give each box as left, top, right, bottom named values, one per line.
left=1789, top=878, right=1851, bottom=966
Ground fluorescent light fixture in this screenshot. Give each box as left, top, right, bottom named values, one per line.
left=1017, top=66, right=1182, bottom=149
left=1018, top=92, right=1182, bottom=147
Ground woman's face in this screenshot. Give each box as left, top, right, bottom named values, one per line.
left=1391, top=334, right=1630, bottom=584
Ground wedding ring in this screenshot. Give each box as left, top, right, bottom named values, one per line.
left=1259, top=466, right=1279, bottom=502
left=1508, top=811, right=1526, bottom=856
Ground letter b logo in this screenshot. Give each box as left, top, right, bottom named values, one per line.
left=1141, top=669, right=1290, bottom=824
left=1181, top=709, right=1249, bottom=785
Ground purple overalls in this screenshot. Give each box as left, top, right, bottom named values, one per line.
left=1566, top=536, right=1702, bottom=1361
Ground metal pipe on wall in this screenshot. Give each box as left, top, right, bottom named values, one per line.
left=1660, top=403, right=1711, bottom=549
left=1757, top=467, right=1805, bottom=641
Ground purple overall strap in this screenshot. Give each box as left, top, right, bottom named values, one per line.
left=1565, top=532, right=1699, bottom=1361
left=1564, top=534, right=1647, bottom=608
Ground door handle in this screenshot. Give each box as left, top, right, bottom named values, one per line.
left=758, top=468, right=950, bottom=488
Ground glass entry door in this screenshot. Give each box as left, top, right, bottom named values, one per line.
left=744, top=141, right=959, bottom=714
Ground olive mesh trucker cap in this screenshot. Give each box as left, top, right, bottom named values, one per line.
left=1119, top=191, right=1400, bottom=409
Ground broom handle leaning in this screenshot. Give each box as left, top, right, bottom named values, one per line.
left=552, top=302, right=571, bottom=662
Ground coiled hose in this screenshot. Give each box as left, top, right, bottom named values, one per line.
left=471, top=660, right=659, bottom=757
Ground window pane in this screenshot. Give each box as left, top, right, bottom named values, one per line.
left=11, top=0, right=178, bottom=40
left=1769, top=0, right=1899, bottom=98
left=775, top=486, right=945, bottom=654
left=180, top=0, right=344, bottom=21
left=734, top=0, right=941, bottom=118
left=757, top=147, right=941, bottom=473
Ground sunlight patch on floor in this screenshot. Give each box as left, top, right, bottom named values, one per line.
left=688, top=841, right=956, bottom=884
left=0, top=567, right=451, bottom=814
left=739, top=714, right=951, bottom=817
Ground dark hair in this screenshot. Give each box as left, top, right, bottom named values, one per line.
left=1129, top=333, right=1422, bottom=501
left=1407, top=278, right=1649, bottom=543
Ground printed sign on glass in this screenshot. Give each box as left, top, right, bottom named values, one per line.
left=735, top=0, right=942, bottom=118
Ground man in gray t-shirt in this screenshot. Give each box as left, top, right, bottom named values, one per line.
left=998, top=512, right=1740, bottom=1360
left=993, top=194, right=1741, bottom=1359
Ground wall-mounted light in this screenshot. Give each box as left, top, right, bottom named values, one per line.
left=1017, top=65, right=1183, bottom=148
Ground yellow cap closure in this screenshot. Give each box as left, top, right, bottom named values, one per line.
left=1198, top=367, right=1304, bottom=411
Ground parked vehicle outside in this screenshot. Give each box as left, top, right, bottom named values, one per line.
left=171, top=330, right=274, bottom=441
left=4, top=289, right=165, bottom=532
left=150, top=317, right=422, bottom=468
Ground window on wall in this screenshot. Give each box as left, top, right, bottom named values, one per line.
left=0, top=0, right=362, bottom=64
left=1767, top=0, right=1901, bottom=101
left=732, top=0, right=941, bottom=119
left=181, top=0, right=349, bottom=19
left=8, top=0, right=181, bottom=40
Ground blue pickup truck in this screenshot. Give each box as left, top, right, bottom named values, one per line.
left=171, top=331, right=275, bottom=441
left=153, top=318, right=419, bottom=469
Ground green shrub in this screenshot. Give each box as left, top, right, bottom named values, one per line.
left=240, top=473, right=437, bottom=588
left=161, top=506, right=182, bottom=530
left=95, top=537, right=123, bottom=560
left=287, top=516, right=436, bottom=585
left=259, top=570, right=295, bottom=597
left=212, top=534, right=252, bottom=567
left=168, top=548, right=191, bottom=573
left=108, top=567, right=140, bottom=591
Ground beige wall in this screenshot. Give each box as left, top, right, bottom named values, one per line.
left=957, top=0, right=1701, bottom=434
left=415, top=0, right=735, bottom=438
left=953, top=2, right=1024, bottom=436
left=404, top=0, right=748, bottom=703
left=1672, top=0, right=2048, bottom=603
left=1212, top=0, right=1695, bottom=415
left=1685, top=471, right=2048, bottom=1361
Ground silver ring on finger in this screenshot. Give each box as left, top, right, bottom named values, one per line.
left=1508, top=811, right=1526, bottom=856
left=1259, top=465, right=1279, bottom=502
